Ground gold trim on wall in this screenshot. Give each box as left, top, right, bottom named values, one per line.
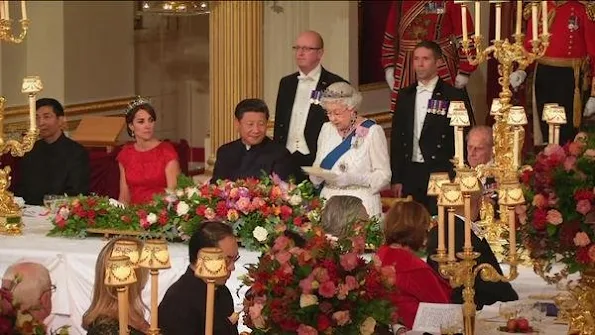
left=4, top=96, right=135, bottom=120
left=268, top=110, right=392, bottom=130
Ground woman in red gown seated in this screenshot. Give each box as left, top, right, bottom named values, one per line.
left=377, top=199, right=451, bottom=332
left=117, top=98, right=180, bottom=205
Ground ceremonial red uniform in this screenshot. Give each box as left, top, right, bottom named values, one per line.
left=524, top=1, right=595, bottom=144
left=381, top=0, right=477, bottom=112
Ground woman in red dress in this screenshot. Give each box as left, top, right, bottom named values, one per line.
left=117, top=98, right=180, bottom=205
left=377, top=199, right=451, bottom=332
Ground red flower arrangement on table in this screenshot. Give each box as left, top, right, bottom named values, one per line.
left=241, top=226, right=399, bottom=335
left=518, top=133, right=595, bottom=282
left=0, top=280, right=69, bottom=335
left=48, top=175, right=383, bottom=251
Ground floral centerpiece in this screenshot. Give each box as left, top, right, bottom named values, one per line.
left=0, top=280, right=69, bottom=335
left=518, top=133, right=595, bottom=282
left=241, top=227, right=399, bottom=334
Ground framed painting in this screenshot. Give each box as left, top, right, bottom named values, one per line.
left=358, top=0, right=393, bottom=91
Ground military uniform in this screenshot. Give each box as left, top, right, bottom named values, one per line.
left=524, top=1, right=595, bottom=145
left=381, top=0, right=477, bottom=112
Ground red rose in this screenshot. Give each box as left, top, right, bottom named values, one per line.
left=574, top=189, right=595, bottom=202
left=137, top=209, right=147, bottom=219
left=577, top=246, right=592, bottom=264
left=195, top=205, right=207, bottom=216
left=87, top=210, right=96, bottom=220
left=317, top=314, right=332, bottom=331
left=86, top=197, right=97, bottom=207
left=280, top=205, right=293, bottom=220
left=293, top=217, right=303, bottom=226
left=532, top=209, right=548, bottom=231
left=158, top=213, right=168, bottom=226
left=216, top=201, right=228, bottom=217
left=520, top=169, right=533, bottom=185
left=56, top=218, right=66, bottom=228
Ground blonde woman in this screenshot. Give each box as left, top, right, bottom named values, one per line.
left=82, top=237, right=149, bottom=335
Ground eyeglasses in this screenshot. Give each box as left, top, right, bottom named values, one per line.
left=227, top=254, right=240, bottom=265
left=292, top=46, right=322, bottom=53
left=45, top=284, right=56, bottom=294
left=326, top=108, right=350, bottom=118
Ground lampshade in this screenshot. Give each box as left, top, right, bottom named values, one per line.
left=104, top=256, right=137, bottom=287
left=21, top=76, right=43, bottom=94
left=140, top=1, right=211, bottom=16
left=447, top=101, right=466, bottom=118
left=490, top=98, right=503, bottom=116
left=543, top=106, right=567, bottom=125
left=111, top=240, right=141, bottom=267
left=542, top=103, right=559, bottom=121
left=427, top=172, right=451, bottom=196
left=498, top=181, right=526, bottom=206
left=507, top=106, right=528, bottom=126
left=437, top=183, right=464, bottom=207
left=456, top=168, right=481, bottom=193
left=194, top=247, right=229, bottom=281
left=449, top=109, right=471, bottom=127
left=138, top=240, right=172, bottom=270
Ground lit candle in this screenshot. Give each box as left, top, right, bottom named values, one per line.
left=541, top=1, right=548, bottom=35
left=0, top=1, right=5, bottom=20
left=453, top=126, right=459, bottom=163
left=509, top=208, right=516, bottom=257
left=448, top=209, right=456, bottom=261
left=495, top=3, right=502, bottom=41
left=548, top=124, right=554, bottom=144
left=4, top=0, right=9, bottom=20
left=438, top=205, right=445, bottom=252
left=457, top=128, right=464, bottom=168
left=461, top=4, right=468, bottom=42
left=554, top=125, right=560, bottom=145
left=474, top=1, right=480, bottom=37
left=531, top=2, right=538, bottom=41
left=513, top=128, right=520, bottom=169
left=464, top=196, right=472, bottom=249
left=21, top=1, right=26, bottom=20
left=28, top=94, right=36, bottom=131
left=515, top=0, right=522, bottom=35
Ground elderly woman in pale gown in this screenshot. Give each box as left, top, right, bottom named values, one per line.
left=309, top=82, right=391, bottom=217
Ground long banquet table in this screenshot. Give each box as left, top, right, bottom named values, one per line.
left=0, top=209, right=570, bottom=334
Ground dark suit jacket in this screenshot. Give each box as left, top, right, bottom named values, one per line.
left=273, top=66, right=346, bottom=164
left=390, top=79, right=473, bottom=184
left=426, top=217, right=519, bottom=309
left=211, top=137, right=295, bottom=183
left=158, top=267, right=239, bottom=335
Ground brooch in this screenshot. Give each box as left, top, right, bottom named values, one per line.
left=339, top=162, right=347, bottom=172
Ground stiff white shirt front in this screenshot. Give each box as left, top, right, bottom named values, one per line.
left=412, top=76, right=439, bottom=163
left=286, top=64, right=322, bottom=155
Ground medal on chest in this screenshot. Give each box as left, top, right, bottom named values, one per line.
left=427, top=99, right=449, bottom=116
left=568, top=14, right=579, bottom=32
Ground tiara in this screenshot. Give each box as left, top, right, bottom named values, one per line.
left=124, top=96, right=152, bottom=116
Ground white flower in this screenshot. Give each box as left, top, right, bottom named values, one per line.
left=252, top=226, right=269, bottom=242
left=146, top=213, right=158, bottom=224
left=288, top=194, right=303, bottom=206
left=186, top=187, right=199, bottom=198
left=360, top=317, right=376, bottom=335
left=176, top=189, right=185, bottom=197
left=176, top=201, right=190, bottom=216
left=58, top=207, right=70, bottom=220
left=299, top=294, right=318, bottom=308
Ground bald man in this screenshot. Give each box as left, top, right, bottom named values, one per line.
left=273, top=30, right=346, bottom=182
left=2, top=262, right=53, bottom=323
left=466, top=126, right=493, bottom=168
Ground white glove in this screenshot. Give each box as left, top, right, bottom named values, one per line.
left=454, top=74, right=469, bottom=89
left=108, top=198, right=126, bottom=209
left=385, top=67, right=395, bottom=90
left=510, top=70, right=527, bottom=90
left=584, top=97, right=595, bottom=117
left=309, top=175, right=324, bottom=186
left=333, top=172, right=370, bottom=188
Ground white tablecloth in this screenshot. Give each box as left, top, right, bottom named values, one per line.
left=0, top=212, right=570, bottom=334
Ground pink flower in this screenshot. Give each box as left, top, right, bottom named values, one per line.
left=318, top=280, right=336, bottom=298
left=355, top=125, right=370, bottom=138
left=568, top=141, right=583, bottom=156
left=251, top=197, right=266, bottom=210
left=226, top=209, right=239, bottom=221
left=573, top=232, right=591, bottom=247
left=313, top=267, right=330, bottom=283
left=577, top=200, right=592, bottom=216
left=229, top=188, right=239, bottom=199
left=275, top=250, right=292, bottom=265
left=544, top=144, right=565, bottom=160
left=515, top=205, right=528, bottom=225
left=546, top=209, right=563, bottom=225
left=381, top=266, right=397, bottom=286
left=297, top=324, right=318, bottom=335
left=299, top=275, right=315, bottom=294
left=249, top=303, right=266, bottom=329
left=236, top=196, right=251, bottom=213
left=345, top=275, right=358, bottom=290
left=589, top=245, right=595, bottom=262
left=564, top=156, right=577, bottom=171
left=340, top=252, right=359, bottom=271
left=204, top=207, right=216, bottom=220
left=351, top=235, right=366, bottom=254
left=272, top=235, right=290, bottom=251
left=332, top=310, right=351, bottom=326
left=337, top=283, right=350, bottom=300
left=584, top=149, right=595, bottom=159
left=532, top=194, right=548, bottom=208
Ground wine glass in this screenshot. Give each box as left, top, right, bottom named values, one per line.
left=499, top=302, right=517, bottom=320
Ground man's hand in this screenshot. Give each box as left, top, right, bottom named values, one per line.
left=510, top=70, right=527, bottom=90
left=391, top=183, right=403, bottom=198
left=385, top=67, right=395, bottom=90
left=454, top=74, right=469, bottom=89
left=583, top=97, right=595, bottom=117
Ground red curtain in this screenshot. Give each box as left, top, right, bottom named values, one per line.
left=358, top=0, right=393, bottom=86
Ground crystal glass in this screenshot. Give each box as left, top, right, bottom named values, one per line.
left=43, top=194, right=67, bottom=214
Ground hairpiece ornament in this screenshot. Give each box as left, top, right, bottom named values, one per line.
left=124, top=96, right=152, bottom=116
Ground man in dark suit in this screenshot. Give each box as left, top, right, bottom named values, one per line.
left=390, top=40, right=473, bottom=215
left=273, top=30, right=346, bottom=182
left=211, top=98, right=296, bottom=183
left=159, top=221, right=240, bottom=335
left=426, top=188, right=519, bottom=309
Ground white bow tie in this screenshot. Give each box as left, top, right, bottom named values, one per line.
left=298, top=75, right=314, bottom=81
left=416, top=84, right=433, bottom=93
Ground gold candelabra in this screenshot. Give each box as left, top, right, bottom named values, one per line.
left=0, top=1, right=29, bottom=43
left=0, top=77, right=42, bottom=235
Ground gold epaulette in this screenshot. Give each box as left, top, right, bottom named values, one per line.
left=579, top=1, right=595, bottom=21
left=523, top=3, right=533, bottom=20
